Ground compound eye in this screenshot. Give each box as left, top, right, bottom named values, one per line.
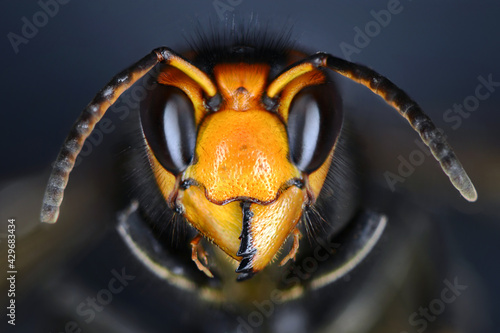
left=141, top=85, right=196, bottom=175
left=287, top=84, right=343, bottom=174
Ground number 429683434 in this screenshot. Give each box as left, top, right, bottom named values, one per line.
left=7, top=219, right=15, bottom=270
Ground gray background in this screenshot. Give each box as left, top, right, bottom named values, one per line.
left=1, top=0, right=499, bottom=331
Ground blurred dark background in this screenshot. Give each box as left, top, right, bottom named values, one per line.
left=0, top=1, right=499, bottom=332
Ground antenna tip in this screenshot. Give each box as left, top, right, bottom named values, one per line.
left=40, top=204, right=59, bottom=223
left=454, top=172, right=478, bottom=202
left=462, top=186, right=478, bottom=202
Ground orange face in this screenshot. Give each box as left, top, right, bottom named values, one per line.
left=143, top=59, right=339, bottom=279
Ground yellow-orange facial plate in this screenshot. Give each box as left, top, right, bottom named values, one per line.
left=185, top=109, right=301, bottom=204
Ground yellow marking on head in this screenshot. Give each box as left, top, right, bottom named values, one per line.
left=168, top=55, right=217, bottom=97
left=267, top=62, right=316, bottom=98
left=145, top=144, right=177, bottom=199
left=214, top=63, right=270, bottom=111
left=308, top=150, right=334, bottom=199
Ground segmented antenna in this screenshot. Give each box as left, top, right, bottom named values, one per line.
left=268, top=53, right=477, bottom=202
left=41, top=47, right=218, bottom=223
left=320, top=53, right=477, bottom=202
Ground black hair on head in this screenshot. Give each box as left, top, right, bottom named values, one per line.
left=183, top=15, right=298, bottom=74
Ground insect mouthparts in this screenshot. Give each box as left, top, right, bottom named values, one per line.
left=236, top=201, right=257, bottom=281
